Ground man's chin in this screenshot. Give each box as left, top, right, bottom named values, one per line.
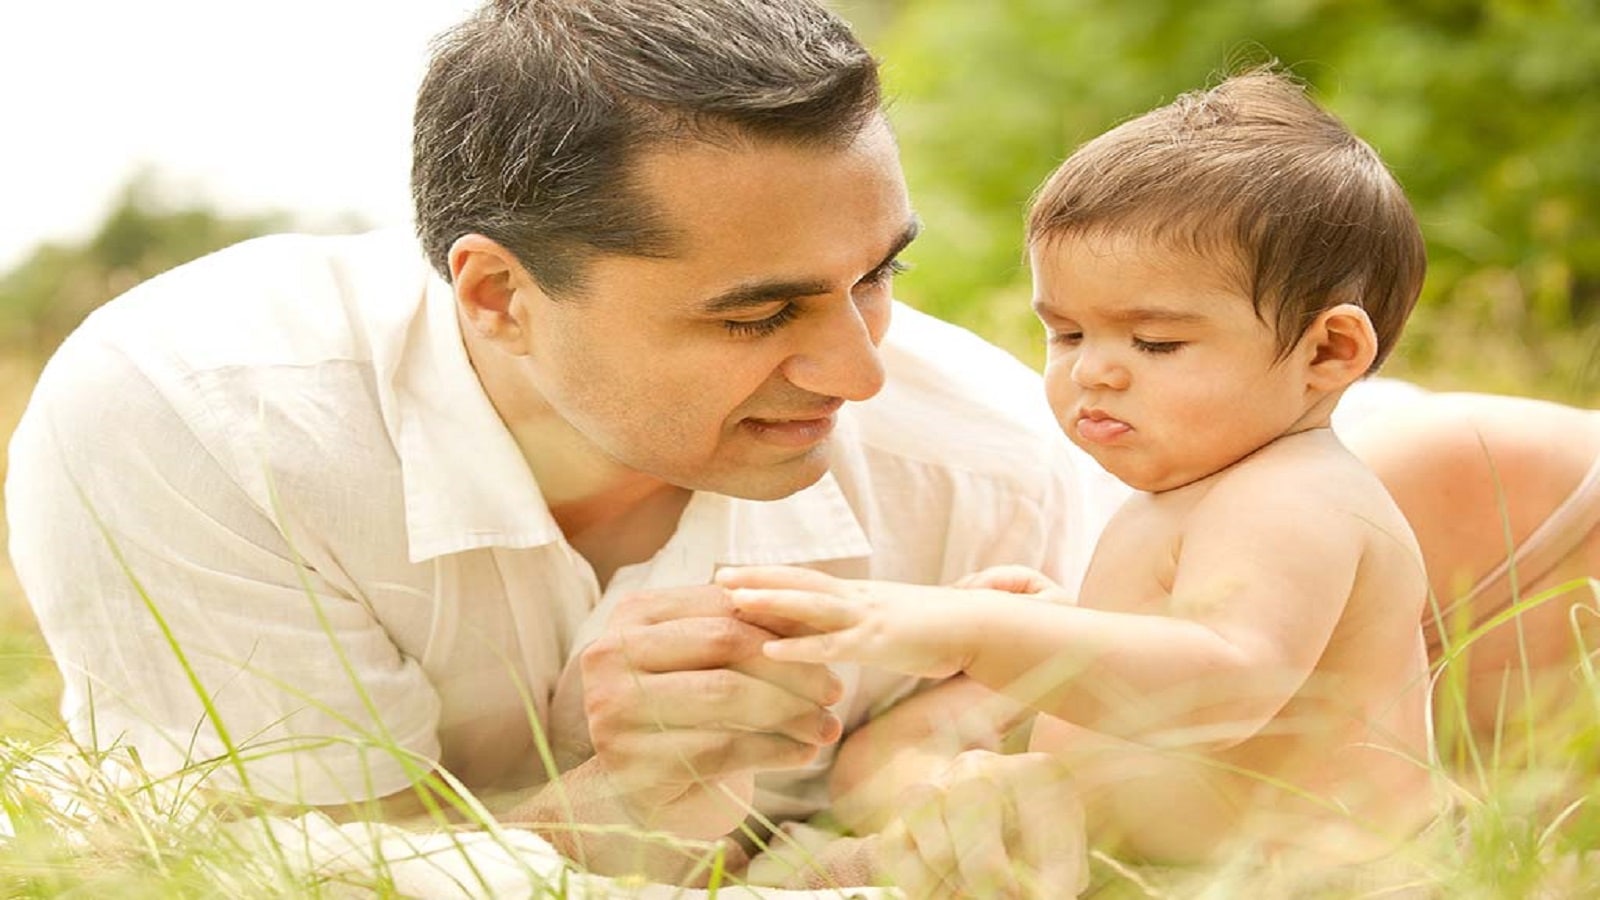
left=702, top=448, right=832, bottom=501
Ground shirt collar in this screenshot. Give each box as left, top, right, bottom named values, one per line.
left=379, top=262, right=872, bottom=567
left=699, top=465, right=873, bottom=568
left=383, top=272, right=564, bottom=563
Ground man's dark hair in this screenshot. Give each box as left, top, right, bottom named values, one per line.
left=1028, top=67, right=1426, bottom=371
left=412, top=0, right=882, bottom=295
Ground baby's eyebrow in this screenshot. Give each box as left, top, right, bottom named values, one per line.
left=1029, top=301, right=1208, bottom=326
left=1102, top=306, right=1208, bottom=325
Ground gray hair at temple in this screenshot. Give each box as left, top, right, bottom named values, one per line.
left=412, top=0, right=882, bottom=296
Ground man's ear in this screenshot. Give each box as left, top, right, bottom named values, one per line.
left=1300, top=302, right=1379, bottom=391
left=448, top=234, right=544, bottom=355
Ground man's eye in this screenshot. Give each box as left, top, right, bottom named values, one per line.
left=860, top=258, right=910, bottom=287
left=723, top=304, right=799, bottom=338
left=1133, top=338, right=1183, bottom=354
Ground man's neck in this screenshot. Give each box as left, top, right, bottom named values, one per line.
left=544, top=468, right=685, bottom=540
left=550, top=474, right=693, bottom=589
left=463, top=319, right=692, bottom=585
left=510, top=416, right=693, bottom=588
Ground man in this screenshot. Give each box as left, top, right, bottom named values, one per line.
left=6, top=0, right=1109, bottom=884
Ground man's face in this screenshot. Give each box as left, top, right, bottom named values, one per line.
left=518, top=118, right=916, bottom=500
left=1033, top=231, right=1314, bottom=493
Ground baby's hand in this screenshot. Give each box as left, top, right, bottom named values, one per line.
left=954, top=565, right=1065, bottom=597
left=715, top=565, right=975, bottom=679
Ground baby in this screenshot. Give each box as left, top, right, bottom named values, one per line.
left=719, top=69, right=1436, bottom=869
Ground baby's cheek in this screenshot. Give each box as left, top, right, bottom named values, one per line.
left=1042, top=361, right=1078, bottom=424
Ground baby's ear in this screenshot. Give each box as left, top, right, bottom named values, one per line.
left=1301, top=303, right=1379, bottom=391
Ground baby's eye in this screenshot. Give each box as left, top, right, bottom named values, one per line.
left=1133, top=338, right=1183, bottom=354
left=1048, top=330, right=1083, bottom=347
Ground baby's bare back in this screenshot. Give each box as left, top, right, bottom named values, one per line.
left=1032, top=430, right=1435, bottom=863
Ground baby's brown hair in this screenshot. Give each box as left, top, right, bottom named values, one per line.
left=1027, top=68, right=1425, bottom=369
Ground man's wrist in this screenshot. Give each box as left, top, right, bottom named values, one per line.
left=501, top=757, right=733, bottom=885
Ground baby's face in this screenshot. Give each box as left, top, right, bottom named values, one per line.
left=1030, top=231, right=1315, bottom=493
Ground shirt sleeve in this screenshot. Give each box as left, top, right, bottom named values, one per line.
left=6, top=332, right=441, bottom=806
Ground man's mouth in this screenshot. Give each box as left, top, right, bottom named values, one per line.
left=743, top=399, right=844, bottom=448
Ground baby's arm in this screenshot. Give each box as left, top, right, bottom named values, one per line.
left=719, top=469, right=1368, bottom=743
left=716, top=564, right=1058, bottom=679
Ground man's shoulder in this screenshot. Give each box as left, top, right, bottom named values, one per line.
left=28, top=229, right=432, bottom=456
left=847, top=303, right=1066, bottom=481
left=64, top=229, right=430, bottom=373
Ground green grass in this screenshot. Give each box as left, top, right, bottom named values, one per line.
left=11, top=580, right=1600, bottom=898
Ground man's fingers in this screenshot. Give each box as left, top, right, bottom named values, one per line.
left=588, top=615, right=843, bottom=703
left=732, top=653, right=844, bottom=707
left=606, top=584, right=736, bottom=628
left=547, top=661, right=594, bottom=771
left=729, top=587, right=859, bottom=632
left=600, top=669, right=842, bottom=744
left=602, top=615, right=773, bottom=670
left=605, top=727, right=826, bottom=783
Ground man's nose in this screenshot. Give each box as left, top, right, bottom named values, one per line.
left=781, top=297, right=889, bottom=402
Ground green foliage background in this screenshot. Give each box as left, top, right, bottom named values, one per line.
left=0, top=175, right=289, bottom=356
left=1, top=1, right=1596, bottom=401
left=871, top=0, right=1600, bottom=402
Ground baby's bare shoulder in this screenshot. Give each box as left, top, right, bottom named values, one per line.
left=1198, top=430, right=1401, bottom=521
left=1189, top=432, right=1424, bottom=594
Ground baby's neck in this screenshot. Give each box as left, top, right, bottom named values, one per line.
left=1154, top=424, right=1339, bottom=497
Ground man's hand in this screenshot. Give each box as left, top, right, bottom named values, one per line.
left=530, top=584, right=843, bottom=881
left=877, top=750, right=1089, bottom=899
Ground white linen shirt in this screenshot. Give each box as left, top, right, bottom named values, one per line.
left=6, top=230, right=1116, bottom=817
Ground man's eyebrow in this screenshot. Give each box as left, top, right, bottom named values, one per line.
left=702, top=277, right=832, bottom=315
left=702, top=218, right=922, bottom=315
left=880, top=217, right=922, bottom=271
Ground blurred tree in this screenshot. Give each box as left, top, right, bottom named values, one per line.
left=876, top=0, right=1600, bottom=400
left=834, top=0, right=908, bottom=39
left=0, top=173, right=289, bottom=356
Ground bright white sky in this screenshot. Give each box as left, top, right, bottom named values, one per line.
left=0, top=1, right=478, bottom=272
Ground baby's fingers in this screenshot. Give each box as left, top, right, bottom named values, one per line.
left=728, top=587, right=860, bottom=633
left=716, top=564, right=843, bottom=592
left=953, top=565, right=1062, bottom=595
left=762, top=632, right=854, bottom=665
